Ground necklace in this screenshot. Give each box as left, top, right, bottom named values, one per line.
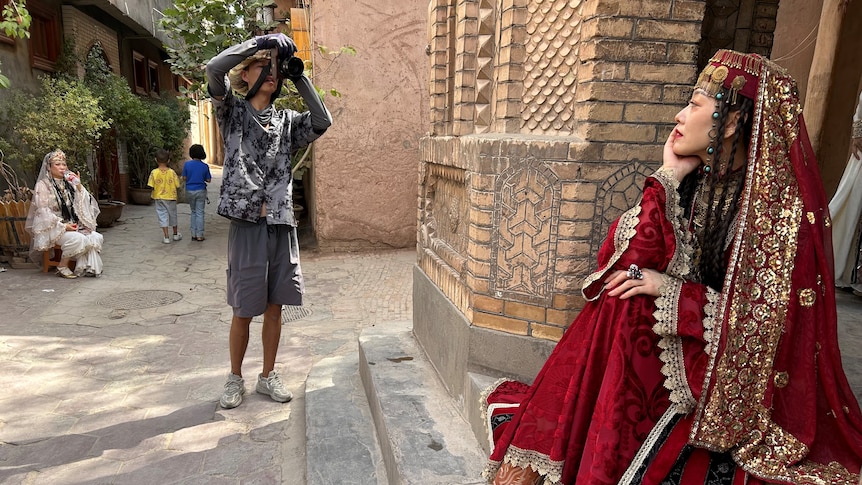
left=51, top=178, right=78, bottom=223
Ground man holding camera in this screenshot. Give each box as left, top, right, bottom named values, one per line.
left=205, top=33, right=332, bottom=409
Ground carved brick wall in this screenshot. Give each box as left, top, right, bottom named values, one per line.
left=61, top=6, right=121, bottom=78
left=418, top=0, right=779, bottom=346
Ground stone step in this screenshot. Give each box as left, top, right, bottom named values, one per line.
left=359, top=321, right=487, bottom=485
left=306, top=349, right=388, bottom=485
left=466, top=372, right=500, bottom=456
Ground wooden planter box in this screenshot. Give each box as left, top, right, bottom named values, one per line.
left=0, top=200, right=33, bottom=267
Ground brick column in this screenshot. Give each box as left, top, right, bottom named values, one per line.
left=415, top=0, right=705, bottom=402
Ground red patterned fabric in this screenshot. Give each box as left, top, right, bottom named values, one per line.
left=486, top=174, right=709, bottom=485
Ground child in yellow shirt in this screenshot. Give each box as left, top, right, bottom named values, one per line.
left=147, top=149, right=182, bottom=243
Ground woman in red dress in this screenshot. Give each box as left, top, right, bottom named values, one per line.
left=484, top=50, right=862, bottom=485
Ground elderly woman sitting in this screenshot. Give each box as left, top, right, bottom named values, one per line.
left=25, top=150, right=103, bottom=278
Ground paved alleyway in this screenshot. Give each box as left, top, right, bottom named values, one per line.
left=1, top=167, right=861, bottom=484
left=0, top=168, right=413, bottom=484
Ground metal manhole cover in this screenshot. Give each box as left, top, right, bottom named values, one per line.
left=282, top=305, right=312, bottom=322
left=99, top=290, right=184, bottom=310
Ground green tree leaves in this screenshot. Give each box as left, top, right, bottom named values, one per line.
left=0, top=0, right=32, bottom=88
left=159, top=0, right=279, bottom=95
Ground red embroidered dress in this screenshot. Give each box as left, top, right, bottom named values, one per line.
left=484, top=51, right=862, bottom=485
left=484, top=168, right=701, bottom=484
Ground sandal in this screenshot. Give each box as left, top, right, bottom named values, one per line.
left=56, top=266, right=77, bottom=279
left=195, top=237, right=205, bottom=241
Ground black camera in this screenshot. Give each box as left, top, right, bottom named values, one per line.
left=278, top=56, right=305, bottom=80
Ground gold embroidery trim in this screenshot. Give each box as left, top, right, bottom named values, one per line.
left=691, top=67, right=804, bottom=456
left=483, top=444, right=565, bottom=485
left=653, top=167, right=693, bottom=280
left=580, top=202, right=640, bottom=301
left=652, top=276, right=720, bottom=416
left=653, top=275, right=697, bottom=412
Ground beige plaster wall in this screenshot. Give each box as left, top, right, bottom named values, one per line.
left=772, top=0, right=862, bottom=196
left=771, top=0, right=822, bottom=106
left=311, top=1, right=429, bottom=249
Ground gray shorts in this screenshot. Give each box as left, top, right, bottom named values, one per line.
left=226, top=219, right=303, bottom=317
left=155, top=199, right=178, bottom=227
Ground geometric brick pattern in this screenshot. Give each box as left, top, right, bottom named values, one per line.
left=474, top=0, right=496, bottom=133
left=521, top=0, right=582, bottom=133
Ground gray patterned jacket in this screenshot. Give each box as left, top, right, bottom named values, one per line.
left=206, top=39, right=332, bottom=225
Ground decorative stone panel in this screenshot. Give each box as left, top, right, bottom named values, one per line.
left=421, top=164, right=469, bottom=259
left=418, top=156, right=471, bottom=316
left=489, top=159, right=560, bottom=306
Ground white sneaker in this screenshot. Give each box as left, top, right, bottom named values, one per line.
left=173, top=233, right=182, bottom=241
left=256, top=371, right=292, bottom=402
left=162, top=237, right=171, bottom=244
left=220, top=373, right=245, bottom=409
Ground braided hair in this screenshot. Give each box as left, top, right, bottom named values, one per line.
left=678, top=87, right=754, bottom=292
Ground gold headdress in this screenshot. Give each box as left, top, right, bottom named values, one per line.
left=695, top=49, right=762, bottom=104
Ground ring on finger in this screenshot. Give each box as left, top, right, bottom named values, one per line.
left=627, top=264, right=644, bottom=280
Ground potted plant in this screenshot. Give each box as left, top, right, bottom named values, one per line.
left=127, top=145, right=156, bottom=205
left=4, top=76, right=108, bottom=194
left=123, top=94, right=190, bottom=204
left=81, top=43, right=156, bottom=205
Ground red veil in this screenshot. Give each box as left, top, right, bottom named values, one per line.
left=678, top=54, right=862, bottom=483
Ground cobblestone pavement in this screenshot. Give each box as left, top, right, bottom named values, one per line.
left=0, top=168, right=414, bottom=484
left=1, top=167, right=861, bottom=484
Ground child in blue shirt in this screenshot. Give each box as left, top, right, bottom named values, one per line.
left=181, top=144, right=212, bottom=241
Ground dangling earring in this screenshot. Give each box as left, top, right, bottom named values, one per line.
left=704, top=92, right=723, bottom=176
